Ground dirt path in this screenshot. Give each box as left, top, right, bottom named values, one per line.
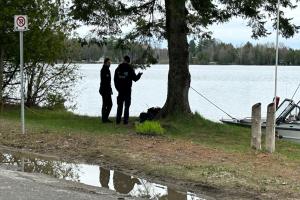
left=1, top=119, right=300, bottom=199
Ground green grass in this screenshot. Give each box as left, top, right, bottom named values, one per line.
left=1, top=106, right=300, bottom=160
left=135, top=121, right=164, bottom=136
left=161, top=112, right=252, bottom=152
left=160, top=112, right=300, bottom=160
left=0, top=105, right=130, bottom=135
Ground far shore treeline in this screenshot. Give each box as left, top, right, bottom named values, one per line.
left=67, top=37, right=300, bottom=66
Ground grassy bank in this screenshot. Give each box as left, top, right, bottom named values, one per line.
left=0, top=105, right=131, bottom=134
left=1, top=106, right=259, bottom=154
left=162, top=113, right=300, bottom=160
left=1, top=105, right=300, bottom=199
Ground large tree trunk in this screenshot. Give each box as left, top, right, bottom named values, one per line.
left=160, top=0, right=191, bottom=117
left=0, top=47, right=4, bottom=108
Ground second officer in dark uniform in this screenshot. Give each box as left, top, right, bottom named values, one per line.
left=114, top=56, right=142, bottom=124
left=99, top=58, right=113, bottom=123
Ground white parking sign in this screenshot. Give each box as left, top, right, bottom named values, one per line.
left=14, top=15, right=28, bottom=31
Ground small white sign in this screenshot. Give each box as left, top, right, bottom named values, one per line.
left=14, top=15, right=28, bottom=31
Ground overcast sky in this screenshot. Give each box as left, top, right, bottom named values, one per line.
left=209, top=6, right=300, bottom=49
left=76, top=4, right=300, bottom=49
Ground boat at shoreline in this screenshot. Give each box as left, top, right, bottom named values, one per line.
left=220, top=1, right=300, bottom=143
left=221, top=98, right=300, bottom=142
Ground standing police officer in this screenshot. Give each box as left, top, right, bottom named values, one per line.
left=114, top=56, right=142, bottom=124
left=99, top=58, right=113, bottom=123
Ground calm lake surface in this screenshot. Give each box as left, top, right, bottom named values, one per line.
left=72, top=64, right=300, bottom=121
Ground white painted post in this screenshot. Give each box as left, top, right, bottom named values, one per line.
left=274, top=0, right=280, bottom=101
left=14, top=15, right=28, bottom=134
left=266, top=103, right=276, bottom=153
left=20, top=31, right=25, bottom=134
left=251, top=103, right=261, bottom=150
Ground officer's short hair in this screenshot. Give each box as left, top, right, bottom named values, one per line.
left=104, top=58, right=110, bottom=64
left=124, top=55, right=130, bottom=63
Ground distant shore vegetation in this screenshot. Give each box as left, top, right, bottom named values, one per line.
left=66, top=37, right=300, bottom=66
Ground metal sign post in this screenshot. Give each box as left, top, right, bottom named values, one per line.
left=274, top=0, right=280, bottom=104
left=14, top=15, right=28, bottom=134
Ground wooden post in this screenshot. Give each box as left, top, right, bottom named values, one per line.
left=251, top=103, right=261, bottom=150
left=266, top=103, right=276, bottom=153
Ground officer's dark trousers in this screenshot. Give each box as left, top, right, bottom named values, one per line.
left=101, top=94, right=112, bottom=122
left=116, top=91, right=131, bottom=124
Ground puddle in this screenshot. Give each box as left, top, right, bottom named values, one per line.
left=0, top=151, right=208, bottom=200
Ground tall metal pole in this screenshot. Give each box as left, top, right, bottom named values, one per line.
left=20, top=31, right=25, bottom=134
left=274, top=0, right=280, bottom=105
left=271, top=0, right=280, bottom=150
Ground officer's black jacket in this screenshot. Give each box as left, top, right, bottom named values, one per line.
left=99, top=65, right=112, bottom=95
left=114, top=63, right=141, bottom=93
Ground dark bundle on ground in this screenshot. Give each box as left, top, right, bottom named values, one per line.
left=139, top=107, right=161, bottom=123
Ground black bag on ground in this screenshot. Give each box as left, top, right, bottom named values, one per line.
left=139, top=107, right=161, bottom=123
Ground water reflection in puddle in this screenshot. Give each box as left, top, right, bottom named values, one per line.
left=0, top=151, right=206, bottom=200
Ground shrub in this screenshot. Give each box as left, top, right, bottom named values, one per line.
left=45, top=93, right=66, bottom=110
left=135, top=121, right=164, bottom=136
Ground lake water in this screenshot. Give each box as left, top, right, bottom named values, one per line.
left=73, top=64, right=300, bottom=121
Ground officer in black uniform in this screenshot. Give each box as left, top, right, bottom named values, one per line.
left=114, top=56, right=142, bottom=124
left=99, top=58, right=113, bottom=123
